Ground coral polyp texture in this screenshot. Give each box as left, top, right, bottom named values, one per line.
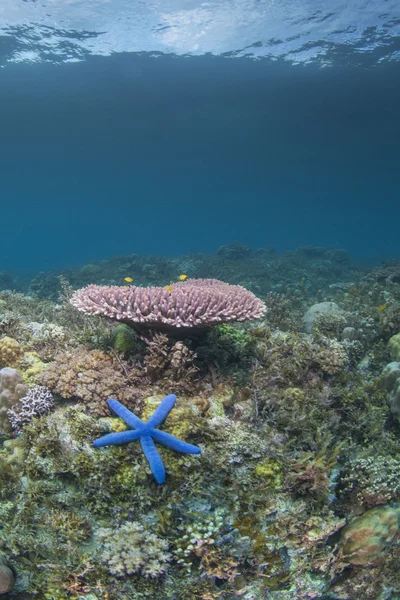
left=70, top=278, right=266, bottom=335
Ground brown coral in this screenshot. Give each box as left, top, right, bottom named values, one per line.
left=38, top=347, right=144, bottom=416
left=314, top=339, right=347, bottom=375
left=0, top=337, right=24, bottom=368
left=143, top=334, right=199, bottom=387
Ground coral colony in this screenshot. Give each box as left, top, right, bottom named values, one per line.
left=93, top=395, right=201, bottom=484
left=70, top=278, right=266, bottom=334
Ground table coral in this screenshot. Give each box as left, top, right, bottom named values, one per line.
left=70, top=278, right=266, bottom=336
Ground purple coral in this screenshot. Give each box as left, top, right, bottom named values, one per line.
left=8, top=385, right=54, bottom=432
left=70, top=279, right=266, bottom=335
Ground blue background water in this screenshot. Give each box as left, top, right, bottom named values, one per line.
left=0, top=25, right=399, bottom=272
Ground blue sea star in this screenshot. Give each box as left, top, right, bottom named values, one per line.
left=93, top=394, right=201, bottom=484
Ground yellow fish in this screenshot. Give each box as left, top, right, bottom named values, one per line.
left=377, top=303, right=388, bottom=312
left=166, top=285, right=173, bottom=292
left=179, top=274, right=188, bottom=281
left=124, top=277, right=134, bottom=283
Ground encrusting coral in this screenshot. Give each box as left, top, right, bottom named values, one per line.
left=339, top=504, right=400, bottom=566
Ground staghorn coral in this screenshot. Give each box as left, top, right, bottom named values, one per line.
left=70, top=279, right=266, bottom=336
left=98, top=521, right=171, bottom=577
left=0, top=367, right=28, bottom=434
left=38, top=347, right=144, bottom=416
left=0, top=337, right=24, bottom=369
left=8, top=385, right=54, bottom=432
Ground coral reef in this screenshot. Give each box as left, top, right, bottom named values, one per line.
left=303, top=301, right=342, bottom=334
left=0, top=246, right=399, bottom=599
left=143, top=333, right=199, bottom=386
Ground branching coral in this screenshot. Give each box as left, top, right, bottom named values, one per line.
left=8, top=385, right=54, bottom=432
left=98, top=521, right=171, bottom=577
left=143, top=333, right=198, bottom=385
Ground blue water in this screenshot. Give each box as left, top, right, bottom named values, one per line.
left=0, top=1, right=399, bottom=272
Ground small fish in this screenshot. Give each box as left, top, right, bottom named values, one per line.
left=377, top=303, right=388, bottom=312
left=124, top=277, right=134, bottom=283
left=166, top=285, right=173, bottom=292
left=179, top=274, right=188, bottom=281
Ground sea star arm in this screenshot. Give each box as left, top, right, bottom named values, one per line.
left=108, top=398, right=144, bottom=430
left=151, top=429, right=201, bottom=454
left=140, top=435, right=166, bottom=484
left=145, top=394, right=176, bottom=429
left=93, top=430, right=142, bottom=447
